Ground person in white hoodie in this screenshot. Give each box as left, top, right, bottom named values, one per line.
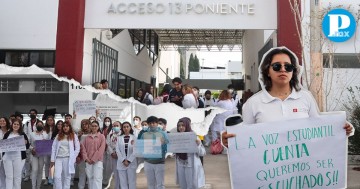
left=50, top=121, right=80, bottom=189
left=182, top=84, right=198, bottom=109
left=222, top=46, right=354, bottom=146
left=116, top=121, right=137, bottom=189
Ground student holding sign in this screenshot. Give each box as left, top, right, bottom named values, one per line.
left=222, top=46, right=353, bottom=145
left=3, top=119, right=30, bottom=189
left=29, top=121, right=48, bottom=189
left=116, top=122, right=137, bottom=189
left=0, top=117, right=10, bottom=189
left=175, top=117, right=205, bottom=189
left=50, top=121, right=80, bottom=189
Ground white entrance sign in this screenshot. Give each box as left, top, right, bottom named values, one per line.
left=227, top=113, right=347, bottom=189
left=84, top=0, right=277, bottom=29
left=167, top=132, right=198, bottom=153
left=0, top=136, right=26, bottom=152
left=73, top=100, right=96, bottom=115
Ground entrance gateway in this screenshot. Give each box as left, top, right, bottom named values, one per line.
left=55, top=0, right=301, bottom=92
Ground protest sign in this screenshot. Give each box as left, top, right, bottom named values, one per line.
left=0, top=136, right=26, bottom=152
left=134, top=139, right=162, bottom=158
left=167, top=132, right=198, bottom=153
left=35, top=140, right=53, bottom=156
left=227, top=113, right=347, bottom=189
left=73, top=100, right=96, bottom=115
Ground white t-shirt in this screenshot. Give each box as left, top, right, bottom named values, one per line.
left=57, top=136, right=70, bottom=157
left=242, top=89, right=320, bottom=124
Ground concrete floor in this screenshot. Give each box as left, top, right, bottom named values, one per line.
left=22, top=153, right=360, bottom=189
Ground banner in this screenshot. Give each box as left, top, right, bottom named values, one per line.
left=0, top=136, right=26, bottom=152
left=227, top=113, right=347, bottom=189
left=73, top=100, right=96, bottom=115
left=167, top=132, right=198, bottom=153
left=35, top=140, right=53, bottom=156
left=134, top=139, right=162, bottom=158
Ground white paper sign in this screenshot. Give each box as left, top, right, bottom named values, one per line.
left=227, top=113, right=347, bottom=189
left=167, top=132, right=198, bottom=153
left=134, top=139, right=162, bottom=158
left=73, top=100, right=96, bottom=115
left=0, top=136, right=26, bottom=152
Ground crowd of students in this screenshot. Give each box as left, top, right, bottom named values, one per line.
left=0, top=110, right=206, bottom=189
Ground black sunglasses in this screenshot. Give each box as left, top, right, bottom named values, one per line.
left=270, top=63, right=295, bottom=72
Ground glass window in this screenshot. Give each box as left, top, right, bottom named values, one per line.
left=323, top=53, right=360, bottom=68
left=118, top=74, right=126, bottom=98
left=0, top=79, right=19, bottom=91
left=0, top=50, right=55, bottom=67
left=34, top=79, right=63, bottom=91
left=126, top=77, right=132, bottom=98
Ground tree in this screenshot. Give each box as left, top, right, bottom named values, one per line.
left=188, top=53, right=195, bottom=78
left=180, top=55, right=185, bottom=79
left=194, top=55, right=200, bottom=72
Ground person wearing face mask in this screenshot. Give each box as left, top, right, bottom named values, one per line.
left=138, top=116, right=169, bottom=189
left=101, top=117, right=113, bottom=187
left=106, top=121, right=122, bottom=189
left=227, top=84, right=241, bottom=114
left=29, top=121, right=49, bottom=189
left=23, top=109, right=40, bottom=182
left=132, top=116, right=142, bottom=138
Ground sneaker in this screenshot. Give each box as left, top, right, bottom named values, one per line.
left=43, top=179, right=49, bottom=185
left=48, top=178, right=54, bottom=185
left=70, top=180, right=74, bottom=186
left=23, top=177, right=30, bottom=182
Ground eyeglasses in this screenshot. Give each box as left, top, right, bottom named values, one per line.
left=270, top=63, right=295, bottom=72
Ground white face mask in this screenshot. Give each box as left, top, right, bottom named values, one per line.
left=158, top=125, right=163, bottom=130
left=143, top=126, right=148, bottom=130
left=134, top=120, right=139, bottom=126
left=228, top=89, right=234, bottom=94
left=104, top=122, right=111, bottom=127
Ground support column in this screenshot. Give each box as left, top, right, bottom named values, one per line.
left=55, top=0, right=85, bottom=83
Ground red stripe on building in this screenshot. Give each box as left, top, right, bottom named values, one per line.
left=55, top=0, right=85, bottom=82
left=277, top=0, right=302, bottom=64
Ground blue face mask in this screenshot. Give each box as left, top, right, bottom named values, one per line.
left=113, top=127, right=120, bottom=133
left=143, top=126, right=148, bottom=130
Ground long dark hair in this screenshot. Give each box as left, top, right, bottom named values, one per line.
left=160, top=84, right=172, bottom=96
left=0, top=117, right=10, bottom=131
left=44, top=116, right=55, bottom=134
left=57, top=121, right=75, bottom=141
left=120, top=122, right=134, bottom=135
left=52, top=120, right=64, bottom=140
left=260, top=48, right=300, bottom=91
left=9, top=119, right=24, bottom=134
left=103, top=117, right=112, bottom=136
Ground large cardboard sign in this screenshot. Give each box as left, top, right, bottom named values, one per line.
left=227, top=113, right=347, bottom=189
left=0, top=136, right=26, bottom=152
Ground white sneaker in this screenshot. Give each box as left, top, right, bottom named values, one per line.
left=43, top=179, right=49, bottom=185
left=23, top=177, right=30, bottom=182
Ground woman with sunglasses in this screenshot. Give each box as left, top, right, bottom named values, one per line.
left=50, top=121, right=80, bottom=189
left=222, top=47, right=353, bottom=146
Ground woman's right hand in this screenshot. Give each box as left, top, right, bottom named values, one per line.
left=31, top=149, right=36, bottom=156
left=221, top=131, right=236, bottom=148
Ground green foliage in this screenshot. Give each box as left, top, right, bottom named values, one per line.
left=180, top=55, right=185, bottom=79
left=212, top=91, right=220, bottom=99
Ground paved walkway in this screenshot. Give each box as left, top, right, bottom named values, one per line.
left=22, top=153, right=360, bottom=189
